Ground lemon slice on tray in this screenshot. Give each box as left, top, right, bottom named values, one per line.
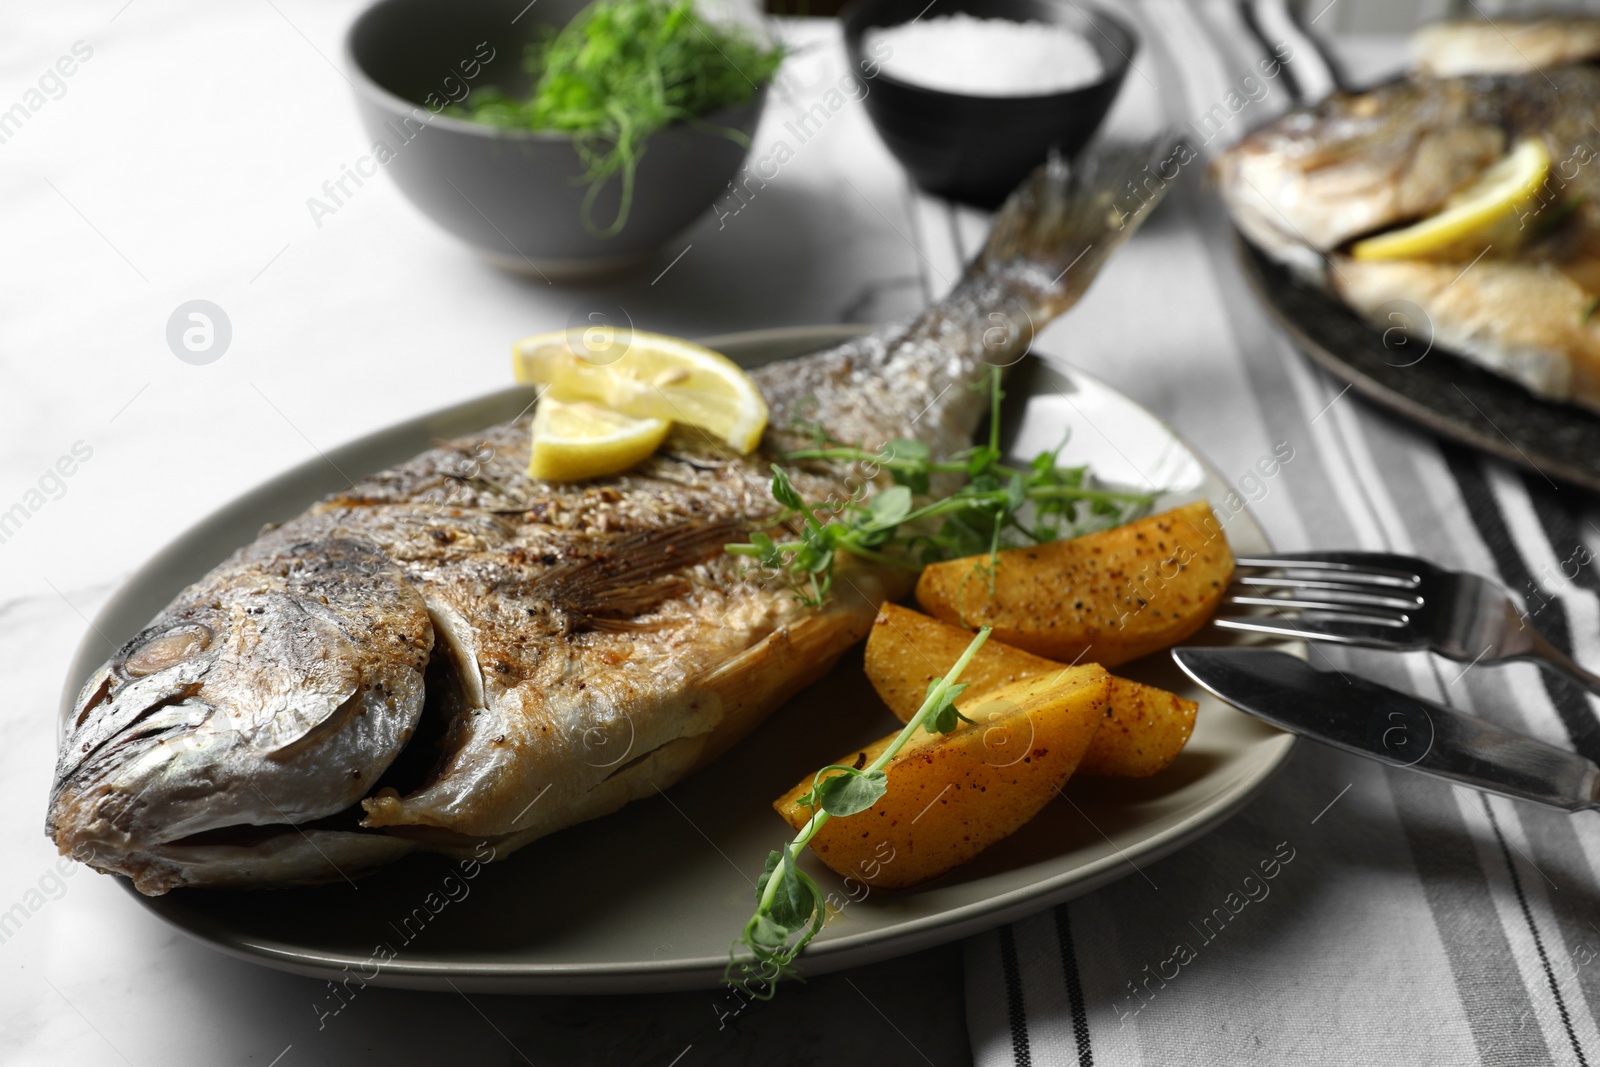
left=514, top=329, right=768, bottom=454
left=528, top=398, right=671, bottom=482
left=1351, top=137, right=1551, bottom=260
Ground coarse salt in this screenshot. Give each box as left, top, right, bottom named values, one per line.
left=866, top=14, right=1105, bottom=97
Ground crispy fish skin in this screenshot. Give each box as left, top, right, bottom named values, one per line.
left=1212, top=75, right=1505, bottom=267
left=1329, top=254, right=1600, bottom=410
left=48, top=143, right=1177, bottom=894
left=1325, top=75, right=1600, bottom=410
left=1213, top=66, right=1600, bottom=260
left=1412, top=17, right=1600, bottom=78
left=1215, top=64, right=1600, bottom=411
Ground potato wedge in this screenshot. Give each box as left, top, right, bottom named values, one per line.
left=914, top=500, right=1233, bottom=667
left=1078, top=677, right=1197, bottom=777
left=865, top=603, right=1197, bottom=777
left=774, top=666, right=1110, bottom=889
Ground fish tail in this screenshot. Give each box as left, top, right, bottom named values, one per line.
left=969, top=135, right=1185, bottom=334
left=758, top=137, right=1185, bottom=459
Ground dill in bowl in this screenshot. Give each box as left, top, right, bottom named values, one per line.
left=452, top=0, right=783, bottom=236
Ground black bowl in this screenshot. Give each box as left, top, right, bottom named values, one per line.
left=345, top=0, right=767, bottom=281
left=843, top=0, right=1135, bottom=208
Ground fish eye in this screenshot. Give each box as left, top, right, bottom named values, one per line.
left=123, top=625, right=213, bottom=677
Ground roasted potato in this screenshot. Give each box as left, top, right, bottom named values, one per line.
left=774, top=666, right=1110, bottom=889
left=1078, top=677, right=1197, bottom=777
left=864, top=603, right=1197, bottom=777
left=914, top=500, right=1233, bottom=667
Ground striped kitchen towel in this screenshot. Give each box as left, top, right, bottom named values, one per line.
left=902, top=3, right=1600, bottom=1064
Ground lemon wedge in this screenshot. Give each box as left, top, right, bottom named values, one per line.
left=528, top=398, right=671, bottom=482
left=1351, top=138, right=1551, bottom=260
left=514, top=329, right=768, bottom=454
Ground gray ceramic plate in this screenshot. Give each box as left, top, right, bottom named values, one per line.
left=61, top=326, right=1294, bottom=994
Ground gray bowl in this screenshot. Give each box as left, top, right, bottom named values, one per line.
left=345, top=0, right=768, bottom=281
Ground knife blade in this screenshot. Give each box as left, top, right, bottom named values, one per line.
left=1172, top=647, right=1600, bottom=813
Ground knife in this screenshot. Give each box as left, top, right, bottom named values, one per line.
left=1172, top=647, right=1600, bottom=813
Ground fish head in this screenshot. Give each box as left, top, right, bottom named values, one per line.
left=1213, top=77, right=1505, bottom=262
left=47, top=537, right=433, bottom=891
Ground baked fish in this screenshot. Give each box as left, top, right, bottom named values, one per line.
left=48, top=143, right=1173, bottom=895
left=1411, top=15, right=1600, bottom=79
left=1213, top=60, right=1600, bottom=412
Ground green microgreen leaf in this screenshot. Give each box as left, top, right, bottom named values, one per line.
left=881, top=439, right=930, bottom=465
left=898, top=471, right=931, bottom=494
left=449, top=0, right=783, bottom=237
left=922, top=680, right=973, bottom=734
left=756, top=848, right=813, bottom=933
left=749, top=530, right=781, bottom=568
left=868, top=485, right=912, bottom=526
left=1005, top=472, right=1027, bottom=515
left=725, top=374, right=1159, bottom=607
left=769, top=465, right=805, bottom=512
left=800, top=767, right=889, bottom=817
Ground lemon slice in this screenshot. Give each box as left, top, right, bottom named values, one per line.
left=514, top=329, right=768, bottom=454
left=1352, top=138, right=1551, bottom=261
left=528, top=398, right=671, bottom=482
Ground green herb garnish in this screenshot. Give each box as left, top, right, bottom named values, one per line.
left=726, top=368, right=1158, bottom=607
left=451, top=0, right=783, bottom=237
left=727, top=626, right=991, bottom=991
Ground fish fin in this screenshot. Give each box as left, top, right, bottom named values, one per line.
left=537, top=517, right=746, bottom=629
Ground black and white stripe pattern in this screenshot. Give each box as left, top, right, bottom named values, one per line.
left=889, top=4, right=1600, bottom=1063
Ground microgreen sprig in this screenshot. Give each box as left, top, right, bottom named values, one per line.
left=450, top=0, right=783, bottom=237
left=728, top=467, right=921, bottom=607
left=727, top=369, right=1158, bottom=606
left=727, top=627, right=991, bottom=991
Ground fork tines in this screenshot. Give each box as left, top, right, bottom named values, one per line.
left=1218, top=555, right=1424, bottom=635
left=1233, top=556, right=1421, bottom=587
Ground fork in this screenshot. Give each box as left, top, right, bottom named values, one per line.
left=1213, top=551, right=1600, bottom=696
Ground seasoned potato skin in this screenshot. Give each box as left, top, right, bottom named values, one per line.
left=1079, top=677, right=1197, bottom=777
left=865, top=603, right=1197, bottom=777
left=913, top=500, right=1234, bottom=667
left=774, top=667, right=1110, bottom=889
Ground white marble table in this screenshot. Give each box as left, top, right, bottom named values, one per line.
left=0, top=4, right=1422, bottom=1065
left=0, top=7, right=1000, bottom=1064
